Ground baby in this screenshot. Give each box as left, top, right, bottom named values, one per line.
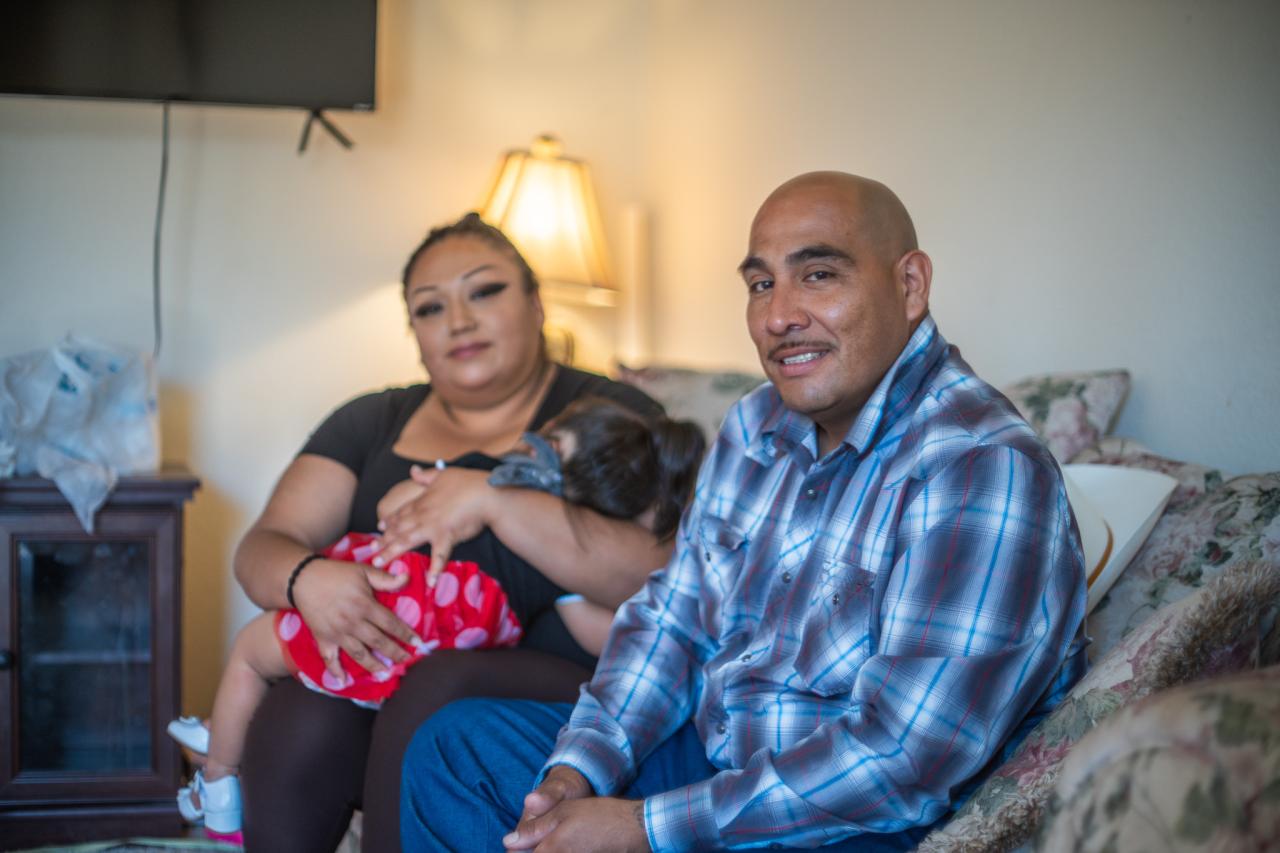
left=165, top=397, right=705, bottom=842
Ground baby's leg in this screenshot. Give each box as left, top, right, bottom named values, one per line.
left=205, top=612, right=291, bottom=781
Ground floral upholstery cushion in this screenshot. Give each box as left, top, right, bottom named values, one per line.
left=917, top=560, right=1280, bottom=853
left=1037, top=665, right=1280, bottom=852
left=1075, top=438, right=1280, bottom=662
left=1073, top=437, right=1221, bottom=501
left=614, top=363, right=764, bottom=443
left=998, top=370, right=1130, bottom=463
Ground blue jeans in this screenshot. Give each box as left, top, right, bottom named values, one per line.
left=400, top=698, right=934, bottom=851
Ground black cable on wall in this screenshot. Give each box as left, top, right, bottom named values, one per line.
left=152, top=101, right=170, bottom=359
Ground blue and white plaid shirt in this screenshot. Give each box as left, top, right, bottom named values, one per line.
left=545, top=316, right=1088, bottom=850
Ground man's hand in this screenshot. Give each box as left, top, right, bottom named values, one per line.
left=503, top=765, right=650, bottom=852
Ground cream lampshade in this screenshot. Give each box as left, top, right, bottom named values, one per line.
left=480, top=135, right=616, bottom=307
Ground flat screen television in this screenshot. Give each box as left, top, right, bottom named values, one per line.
left=0, top=0, right=377, bottom=111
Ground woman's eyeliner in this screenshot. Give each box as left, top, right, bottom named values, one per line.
left=412, top=282, right=506, bottom=318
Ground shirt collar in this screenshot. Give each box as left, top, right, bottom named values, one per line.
left=747, top=314, right=947, bottom=464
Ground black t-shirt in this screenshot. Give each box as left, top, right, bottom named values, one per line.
left=299, top=365, right=661, bottom=670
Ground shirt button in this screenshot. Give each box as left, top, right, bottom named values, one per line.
left=741, top=652, right=752, bottom=662
left=716, top=722, right=727, bottom=734
left=806, top=488, right=816, bottom=497
left=781, top=571, right=793, bottom=583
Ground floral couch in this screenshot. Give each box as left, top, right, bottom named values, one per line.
left=1037, top=664, right=1280, bottom=852
left=917, top=386, right=1280, bottom=853
left=623, top=364, right=1280, bottom=852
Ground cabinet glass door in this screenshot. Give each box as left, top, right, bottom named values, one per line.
left=1, top=478, right=193, bottom=845
left=17, top=539, right=153, bottom=773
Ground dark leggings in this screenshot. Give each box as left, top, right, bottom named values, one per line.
left=239, top=648, right=592, bottom=853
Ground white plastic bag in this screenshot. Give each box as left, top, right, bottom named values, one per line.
left=0, top=336, right=160, bottom=531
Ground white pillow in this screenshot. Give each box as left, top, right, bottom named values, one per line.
left=1062, top=464, right=1177, bottom=613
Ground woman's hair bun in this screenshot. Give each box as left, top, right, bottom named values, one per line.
left=401, top=212, right=539, bottom=293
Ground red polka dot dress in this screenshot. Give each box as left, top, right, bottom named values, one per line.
left=273, top=532, right=523, bottom=707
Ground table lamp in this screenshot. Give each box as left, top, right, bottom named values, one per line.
left=480, top=135, right=617, bottom=307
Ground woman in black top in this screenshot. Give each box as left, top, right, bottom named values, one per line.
left=230, top=214, right=668, bottom=852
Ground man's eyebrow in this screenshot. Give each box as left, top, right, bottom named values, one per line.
left=738, top=245, right=854, bottom=277
left=786, top=244, right=854, bottom=266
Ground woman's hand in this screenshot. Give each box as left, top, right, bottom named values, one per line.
left=376, top=478, right=427, bottom=521
left=290, top=557, right=417, bottom=679
left=375, top=465, right=496, bottom=584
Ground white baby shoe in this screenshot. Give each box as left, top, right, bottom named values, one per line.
left=176, top=778, right=203, bottom=823
left=176, top=769, right=242, bottom=835
left=167, top=716, right=210, bottom=755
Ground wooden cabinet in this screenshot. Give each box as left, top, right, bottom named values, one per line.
left=0, top=470, right=198, bottom=847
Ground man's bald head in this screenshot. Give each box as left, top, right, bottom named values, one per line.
left=741, top=171, right=933, bottom=454
left=755, top=171, right=918, bottom=267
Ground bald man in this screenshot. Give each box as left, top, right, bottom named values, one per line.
left=400, top=173, right=1088, bottom=851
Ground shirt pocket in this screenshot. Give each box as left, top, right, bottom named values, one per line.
left=695, top=518, right=748, bottom=638
left=792, top=562, right=877, bottom=697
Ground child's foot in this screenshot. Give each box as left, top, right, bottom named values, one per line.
left=176, top=769, right=242, bottom=842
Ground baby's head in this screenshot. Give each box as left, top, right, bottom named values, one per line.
left=494, top=397, right=706, bottom=540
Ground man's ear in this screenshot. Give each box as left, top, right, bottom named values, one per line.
left=897, top=250, right=932, bottom=324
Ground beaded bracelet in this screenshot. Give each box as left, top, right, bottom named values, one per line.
left=285, top=553, right=324, bottom=609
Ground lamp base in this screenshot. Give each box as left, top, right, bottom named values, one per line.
left=540, top=279, right=617, bottom=308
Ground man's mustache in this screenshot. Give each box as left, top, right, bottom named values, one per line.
left=766, top=340, right=831, bottom=361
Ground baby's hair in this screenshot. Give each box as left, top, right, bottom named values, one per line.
left=549, top=397, right=706, bottom=541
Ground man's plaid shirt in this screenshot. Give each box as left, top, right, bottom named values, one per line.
left=546, top=315, right=1088, bottom=850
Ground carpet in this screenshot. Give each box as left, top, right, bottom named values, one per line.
left=10, top=839, right=238, bottom=853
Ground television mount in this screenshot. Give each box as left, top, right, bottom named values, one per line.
left=298, top=109, right=354, bottom=154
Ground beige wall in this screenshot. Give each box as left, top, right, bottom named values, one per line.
left=2, top=0, right=1277, bottom=713
left=642, top=0, right=1280, bottom=474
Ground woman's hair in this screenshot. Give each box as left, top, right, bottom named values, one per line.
left=401, top=212, right=538, bottom=294
left=550, top=397, right=707, bottom=541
